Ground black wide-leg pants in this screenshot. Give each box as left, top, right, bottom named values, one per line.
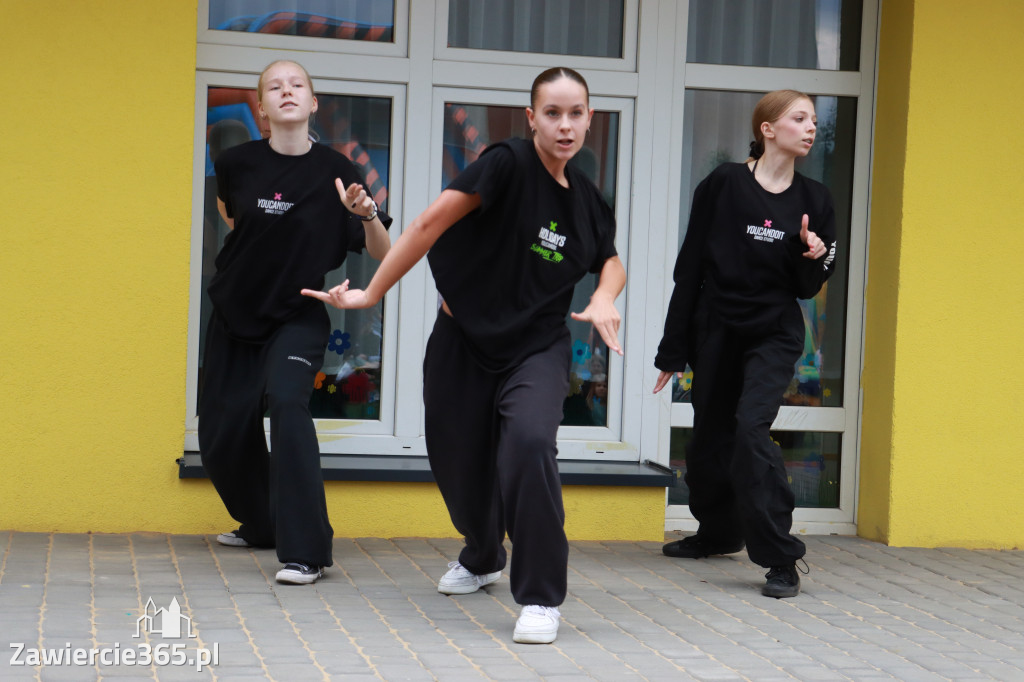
left=198, top=304, right=334, bottom=567
left=686, top=297, right=807, bottom=568
left=423, top=311, right=571, bottom=607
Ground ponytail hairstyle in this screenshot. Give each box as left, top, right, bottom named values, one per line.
left=747, top=89, right=811, bottom=161
left=530, top=66, right=590, bottom=110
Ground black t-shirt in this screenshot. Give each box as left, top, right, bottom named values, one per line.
left=211, top=139, right=392, bottom=341
left=655, top=162, right=837, bottom=371
left=428, top=138, right=618, bottom=370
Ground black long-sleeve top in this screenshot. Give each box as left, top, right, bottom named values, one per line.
left=654, top=162, right=837, bottom=371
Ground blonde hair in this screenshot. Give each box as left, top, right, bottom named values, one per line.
left=256, top=60, right=315, bottom=102
left=747, top=89, right=811, bottom=161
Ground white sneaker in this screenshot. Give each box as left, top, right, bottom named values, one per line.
left=275, top=563, right=324, bottom=585
left=216, top=530, right=251, bottom=547
left=513, top=605, right=560, bottom=644
left=437, top=561, right=502, bottom=595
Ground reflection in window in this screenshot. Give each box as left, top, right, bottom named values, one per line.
left=447, top=0, right=625, bottom=58
left=200, top=88, right=392, bottom=420
left=208, top=0, right=394, bottom=42
left=686, top=0, right=862, bottom=71
left=668, top=428, right=840, bottom=508
left=442, top=103, right=620, bottom=427
left=673, top=89, right=855, bottom=408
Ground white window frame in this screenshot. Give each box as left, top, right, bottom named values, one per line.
left=659, top=0, right=880, bottom=534
left=188, top=0, right=652, bottom=463
left=183, top=69, right=409, bottom=452
left=197, top=0, right=410, bottom=57
left=426, top=87, right=639, bottom=460
left=187, top=0, right=878, bottom=510
left=433, top=0, right=641, bottom=72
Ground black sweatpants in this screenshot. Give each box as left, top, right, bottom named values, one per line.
left=686, top=296, right=807, bottom=568
left=423, top=311, right=571, bottom=607
left=198, top=303, right=334, bottom=567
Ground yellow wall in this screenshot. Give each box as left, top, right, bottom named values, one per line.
left=1, top=0, right=200, bottom=532
left=863, top=0, right=1024, bottom=547
left=0, top=0, right=663, bottom=541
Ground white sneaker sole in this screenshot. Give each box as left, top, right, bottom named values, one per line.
left=513, top=628, right=558, bottom=644
left=216, top=533, right=251, bottom=547
left=275, top=569, right=322, bottom=585
left=437, top=570, right=502, bottom=595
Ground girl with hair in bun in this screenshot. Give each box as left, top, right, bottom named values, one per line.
left=200, top=60, right=391, bottom=585
left=305, top=66, right=625, bottom=643
left=653, top=90, right=837, bottom=598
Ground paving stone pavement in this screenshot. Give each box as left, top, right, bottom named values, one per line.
left=1, top=531, right=1022, bottom=681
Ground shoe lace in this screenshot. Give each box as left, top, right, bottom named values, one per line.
left=765, top=560, right=809, bottom=580
left=446, top=561, right=472, bottom=577
left=522, top=604, right=560, bottom=618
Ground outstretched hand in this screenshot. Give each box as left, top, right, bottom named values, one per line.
left=799, top=213, right=827, bottom=260
left=337, top=179, right=375, bottom=218
left=570, top=294, right=623, bottom=356
left=301, top=279, right=375, bottom=310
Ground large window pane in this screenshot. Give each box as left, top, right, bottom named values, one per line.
left=209, top=0, right=394, bottom=42
left=447, top=0, right=624, bottom=58
left=668, top=428, right=841, bottom=508
left=442, top=103, right=620, bottom=427
left=673, top=89, right=855, bottom=408
left=200, top=87, right=392, bottom=420
left=687, top=0, right=862, bottom=71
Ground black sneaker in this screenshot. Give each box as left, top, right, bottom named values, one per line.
left=275, top=563, right=324, bottom=585
left=762, top=564, right=801, bottom=598
left=662, top=535, right=744, bottom=559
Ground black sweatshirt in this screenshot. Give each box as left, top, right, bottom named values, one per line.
left=211, top=139, right=392, bottom=341
left=428, top=138, right=617, bottom=371
left=654, top=162, right=837, bottom=371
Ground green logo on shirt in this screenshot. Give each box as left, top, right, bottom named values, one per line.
left=532, top=221, right=567, bottom=263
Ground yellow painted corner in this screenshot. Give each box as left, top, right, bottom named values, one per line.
left=860, top=0, right=914, bottom=543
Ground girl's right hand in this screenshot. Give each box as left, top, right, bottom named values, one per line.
left=301, top=279, right=376, bottom=309
left=653, top=370, right=684, bottom=394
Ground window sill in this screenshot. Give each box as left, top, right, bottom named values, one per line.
left=177, top=452, right=675, bottom=487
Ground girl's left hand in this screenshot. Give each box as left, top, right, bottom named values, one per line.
left=337, top=178, right=375, bottom=218
left=571, top=294, right=623, bottom=356
left=800, top=213, right=827, bottom=259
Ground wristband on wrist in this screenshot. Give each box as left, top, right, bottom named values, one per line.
left=360, top=199, right=378, bottom=222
